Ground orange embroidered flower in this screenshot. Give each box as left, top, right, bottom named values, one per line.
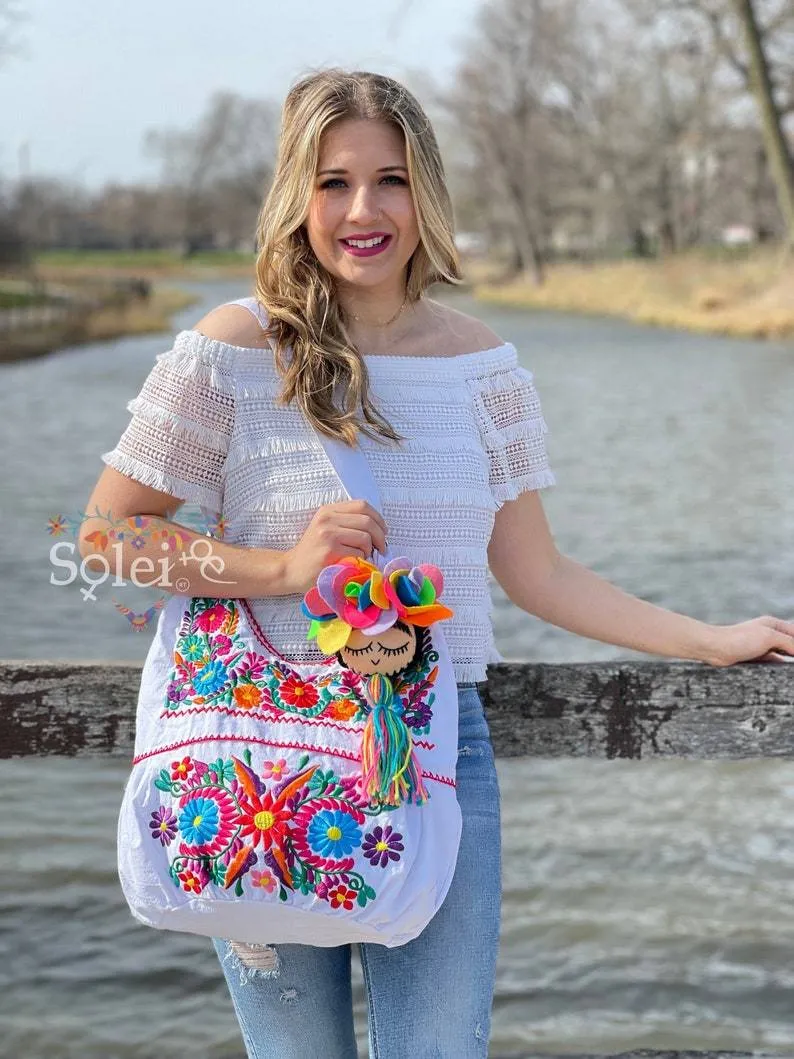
left=233, top=684, right=263, bottom=710
left=328, top=698, right=358, bottom=721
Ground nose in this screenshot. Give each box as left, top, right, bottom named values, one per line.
left=346, top=184, right=380, bottom=226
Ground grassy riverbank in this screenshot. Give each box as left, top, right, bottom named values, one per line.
left=470, top=248, right=794, bottom=340
left=37, top=248, right=253, bottom=280
left=0, top=282, right=198, bottom=362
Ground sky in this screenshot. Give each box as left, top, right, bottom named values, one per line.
left=0, top=0, right=483, bottom=188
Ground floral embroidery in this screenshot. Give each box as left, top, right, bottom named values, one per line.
left=151, top=750, right=395, bottom=908
left=162, top=598, right=440, bottom=731
left=362, top=825, right=404, bottom=868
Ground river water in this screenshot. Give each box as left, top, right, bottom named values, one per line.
left=2, top=280, right=794, bottom=1058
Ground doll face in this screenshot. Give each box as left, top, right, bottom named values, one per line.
left=339, top=620, right=417, bottom=676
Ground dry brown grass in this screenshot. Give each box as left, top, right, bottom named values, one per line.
left=79, top=286, right=199, bottom=342
left=471, top=249, right=794, bottom=340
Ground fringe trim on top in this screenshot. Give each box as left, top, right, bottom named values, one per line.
left=100, top=448, right=223, bottom=513
left=126, top=397, right=231, bottom=452
left=157, top=337, right=238, bottom=394
left=491, top=468, right=557, bottom=509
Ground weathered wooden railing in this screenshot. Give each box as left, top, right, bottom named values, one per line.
left=2, top=659, right=793, bottom=1059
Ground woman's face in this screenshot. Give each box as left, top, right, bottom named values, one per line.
left=305, top=118, right=421, bottom=291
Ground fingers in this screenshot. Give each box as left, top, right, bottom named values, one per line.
left=333, top=500, right=388, bottom=543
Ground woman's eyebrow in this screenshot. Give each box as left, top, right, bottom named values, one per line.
left=317, top=165, right=409, bottom=176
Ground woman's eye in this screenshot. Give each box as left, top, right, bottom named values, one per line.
left=318, top=176, right=407, bottom=190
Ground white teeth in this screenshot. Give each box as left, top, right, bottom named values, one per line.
left=344, top=236, right=386, bottom=248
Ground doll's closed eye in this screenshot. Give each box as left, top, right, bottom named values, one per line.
left=344, top=642, right=375, bottom=656
left=379, top=642, right=412, bottom=656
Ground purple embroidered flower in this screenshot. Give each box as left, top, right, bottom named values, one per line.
left=166, top=681, right=188, bottom=703
left=404, top=702, right=432, bottom=729
left=149, top=806, right=178, bottom=846
left=362, top=825, right=404, bottom=868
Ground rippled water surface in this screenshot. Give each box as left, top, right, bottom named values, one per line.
left=2, top=282, right=794, bottom=1057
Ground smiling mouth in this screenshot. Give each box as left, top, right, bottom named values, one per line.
left=339, top=234, right=393, bottom=257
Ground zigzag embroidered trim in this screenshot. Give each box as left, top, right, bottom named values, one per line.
left=155, top=702, right=437, bottom=752
left=132, top=734, right=456, bottom=787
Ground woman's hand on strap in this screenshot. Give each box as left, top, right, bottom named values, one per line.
left=281, top=500, right=389, bottom=596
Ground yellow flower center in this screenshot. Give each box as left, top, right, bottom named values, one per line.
left=254, top=810, right=275, bottom=831
left=293, top=685, right=305, bottom=696
left=192, top=814, right=203, bottom=828
left=375, top=841, right=388, bottom=851
left=326, top=826, right=342, bottom=841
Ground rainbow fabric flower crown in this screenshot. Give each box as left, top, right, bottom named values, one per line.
left=301, top=555, right=454, bottom=655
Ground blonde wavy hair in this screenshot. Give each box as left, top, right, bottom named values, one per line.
left=254, top=68, right=463, bottom=446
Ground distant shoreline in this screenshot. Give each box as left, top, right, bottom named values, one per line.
left=470, top=248, right=794, bottom=342
left=4, top=247, right=791, bottom=359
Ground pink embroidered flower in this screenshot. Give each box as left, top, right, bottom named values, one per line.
left=212, top=634, right=234, bottom=656
left=262, top=758, right=288, bottom=780
left=171, top=756, right=193, bottom=781
left=194, top=603, right=230, bottom=634
left=234, top=650, right=270, bottom=682
left=251, top=868, right=277, bottom=893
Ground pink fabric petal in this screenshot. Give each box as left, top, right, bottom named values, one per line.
left=416, top=563, right=444, bottom=596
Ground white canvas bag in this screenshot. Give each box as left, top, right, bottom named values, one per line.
left=117, top=424, right=463, bottom=948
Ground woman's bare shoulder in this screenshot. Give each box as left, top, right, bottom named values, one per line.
left=422, top=299, right=506, bottom=354
left=192, top=304, right=271, bottom=348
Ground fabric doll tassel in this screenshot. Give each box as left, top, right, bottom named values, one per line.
left=360, top=673, right=429, bottom=807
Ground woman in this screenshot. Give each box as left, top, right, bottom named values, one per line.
left=82, top=69, right=794, bottom=1058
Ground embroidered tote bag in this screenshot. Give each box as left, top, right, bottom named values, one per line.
left=117, top=429, right=463, bottom=948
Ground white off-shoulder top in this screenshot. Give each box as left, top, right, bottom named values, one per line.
left=102, top=320, right=556, bottom=683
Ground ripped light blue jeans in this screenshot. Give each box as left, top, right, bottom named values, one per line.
left=211, top=682, right=502, bottom=1058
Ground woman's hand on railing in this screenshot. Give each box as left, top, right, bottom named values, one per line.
left=705, top=616, right=794, bottom=667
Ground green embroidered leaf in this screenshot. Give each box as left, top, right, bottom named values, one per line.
left=363, top=885, right=376, bottom=900
left=357, top=889, right=369, bottom=908
left=297, top=753, right=310, bottom=770
left=278, top=886, right=288, bottom=902
left=154, top=769, right=173, bottom=793
left=235, top=878, right=244, bottom=897
left=243, top=748, right=253, bottom=767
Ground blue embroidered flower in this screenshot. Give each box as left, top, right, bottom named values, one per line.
left=194, top=659, right=228, bottom=695
left=307, top=809, right=362, bottom=858
left=178, top=796, right=220, bottom=846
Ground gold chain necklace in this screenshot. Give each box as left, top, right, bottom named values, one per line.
left=349, top=293, right=408, bottom=328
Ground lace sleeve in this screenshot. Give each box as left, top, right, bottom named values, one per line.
left=101, top=331, right=236, bottom=513
left=466, top=349, right=556, bottom=507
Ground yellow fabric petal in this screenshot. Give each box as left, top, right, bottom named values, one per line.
left=369, top=569, right=389, bottom=609
left=316, top=618, right=351, bottom=655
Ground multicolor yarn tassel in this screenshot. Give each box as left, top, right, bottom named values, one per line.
left=360, top=673, right=429, bottom=807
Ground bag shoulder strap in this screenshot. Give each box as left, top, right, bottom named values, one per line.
left=226, top=298, right=389, bottom=553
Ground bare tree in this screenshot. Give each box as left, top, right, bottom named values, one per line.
left=146, top=91, right=278, bottom=254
